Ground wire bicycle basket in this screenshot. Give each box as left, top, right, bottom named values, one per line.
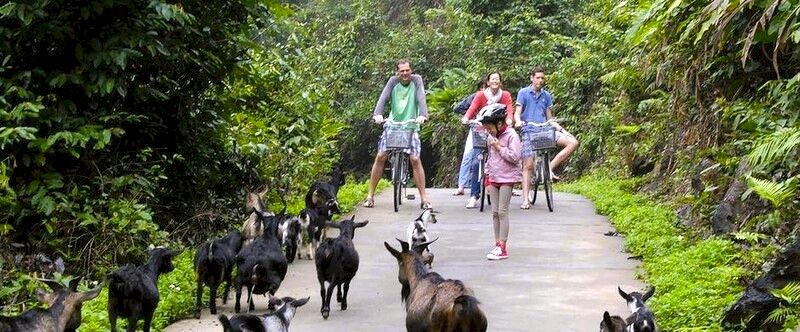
left=472, top=127, right=488, bottom=150
left=525, top=129, right=557, bottom=150
left=385, top=127, right=414, bottom=149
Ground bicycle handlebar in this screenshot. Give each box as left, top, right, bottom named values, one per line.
left=521, top=118, right=566, bottom=127
left=383, top=119, right=418, bottom=125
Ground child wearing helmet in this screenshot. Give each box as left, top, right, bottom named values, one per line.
left=477, top=103, right=522, bottom=260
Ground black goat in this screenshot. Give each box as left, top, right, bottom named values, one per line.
left=218, top=295, right=310, bottom=332
left=107, top=247, right=179, bottom=332
left=194, top=230, right=242, bottom=318
left=618, top=286, right=659, bottom=332
left=314, top=215, right=368, bottom=319
left=305, top=167, right=345, bottom=215
left=385, top=239, right=487, bottom=332
left=0, top=277, right=102, bottom=332
left=235, top=209, right=288, bottom=313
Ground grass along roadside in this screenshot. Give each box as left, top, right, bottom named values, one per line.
left=559, top=174, right=753, bottom=331
left=77, top=178, right=389, bottom=331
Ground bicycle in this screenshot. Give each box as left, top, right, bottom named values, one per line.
left=521, top=119, right=563, bottom=212
left=382, top=119, right=418, bottom=212
left=468, top=120, right=489, bottom=212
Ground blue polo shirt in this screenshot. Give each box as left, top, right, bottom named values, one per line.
left=516, top=86, right=553, bottom=133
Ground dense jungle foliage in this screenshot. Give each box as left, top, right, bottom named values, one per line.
left=2, top=0, right=799, bottom=330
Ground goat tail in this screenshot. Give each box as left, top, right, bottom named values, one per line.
left=452, top=295, right=488, bottom=332
left=106, top=269, right=129, bottom=297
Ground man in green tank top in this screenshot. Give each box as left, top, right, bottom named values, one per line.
left=363, top=59, right=432, bottom=209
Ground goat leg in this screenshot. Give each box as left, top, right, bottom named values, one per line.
left=126, top=316, right=138, bottom=332
left=319, top=281, right=329, bottom=319
left=247, top=285, right=255, bottom=312
left=342, top=280, right=350, bottom=311
left=323, top=282, right=336, bottom=319
left=234, top=280, right=242, bottom=313
left=109, top=311, right=118, bottom=332
left=336, top=284, right=343, bottom=303
left=222, top=272, right=232, bottom=304
left=209, top=282, right=218, bottom=314
left=194, top=280, right=203, bottom=319
left=142, top=314, right=153, bottom=332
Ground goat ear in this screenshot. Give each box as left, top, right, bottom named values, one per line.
left=642, top=287, right=655, bottom=302
left=395, top=238, right=410, bottom=252
left=68, top=276, right=83, bottom=291
left=413, top=237, right=438, bottom=253
left=354, top=220, right=369, bottom=228
left=293, top=296, right=310, bottom=307
left=384, top=242, right=401, bottom=259
left=36, top=289, right=52, bottom=303
left=218, top=315, right=232, bottom=330
left=42, top=280, right=64, bottom=292
left=602, top=311, right=613, bottom=328
left=618, top=286, right=632, bottom=302
left=80, top=284, right=103, bottom=302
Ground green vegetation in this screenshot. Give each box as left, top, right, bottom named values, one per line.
left=560, top=174, right=758, bottom=330
left=2, top=0, right=798, bottom=329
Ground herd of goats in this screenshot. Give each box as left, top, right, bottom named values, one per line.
left=0, top=168, right=660, bottom=332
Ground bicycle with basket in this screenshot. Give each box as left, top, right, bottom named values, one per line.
left=469, top=120, right=490, bottom=212
left=522, top=118, right=563, bottom=212
left=383, top=119, right=417, bottom=212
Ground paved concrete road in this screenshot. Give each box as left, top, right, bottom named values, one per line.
left=165, top=188, right=642, bottom=332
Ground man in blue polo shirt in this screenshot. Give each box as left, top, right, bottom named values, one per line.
left=514, top=67, right=579, bottom=209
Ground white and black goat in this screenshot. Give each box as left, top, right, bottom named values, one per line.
left=278, top=215, right=302, bottom=263
left=314, top=215, right=368, bottom=319
left=107, top=247, right=179, bottom=332
left=194, top=230, right=242, bottom=318
left=405, top=208, right=438, bottom=268
left=235, top=209, right=288, bottom=313
left=242, top=192, right=286, bottom=246
left=0, top=277, right=102, bottom=332
left=298, top=207, right=330, bottom=260
left=618, top=286, right=659, bottom=332
left=218, top=295, right=310, bottom=332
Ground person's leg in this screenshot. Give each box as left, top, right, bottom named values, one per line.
left=468, top=149, right=481, bottom=199
left=550, top=133, right=579, bottom=178
left=487, top=185, right=500, bottom=242
left=456, top=131, right=474, bottom=194
left=520, top=157, right=534, bottom=208
left=365, top=152, right=388, bottom=206
left=410, top=156, right=428, bottom=205
left=498, top=185, right=512, bottom=243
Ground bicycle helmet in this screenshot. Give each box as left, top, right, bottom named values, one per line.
left=477, top=103, right=507, bottom=125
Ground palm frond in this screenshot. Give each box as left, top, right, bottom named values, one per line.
left=747, top=127, right=800, bottom=169
left=766, top=306, right=793, bottom=324
left=746, top=176, right=798, bottom=208
left=772, top=282, right=800, bottom=303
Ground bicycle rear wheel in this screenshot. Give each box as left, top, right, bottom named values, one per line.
left=392, top=153, right=401, bottom=212
left=479, top=155, right=486, bottom=212
left=542, top=153, right=554, bottom=212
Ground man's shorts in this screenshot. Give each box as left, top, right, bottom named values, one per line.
left=378, top=130, right=421, bottom=157
left=521, top=129, right=565, bottom=158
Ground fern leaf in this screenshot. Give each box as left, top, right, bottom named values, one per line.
left=748, top=127, right=800, bottom=168
left=746, top=176, right=798, bottom=208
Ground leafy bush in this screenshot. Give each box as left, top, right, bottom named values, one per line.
left=560, top=173, right=751, bottom=330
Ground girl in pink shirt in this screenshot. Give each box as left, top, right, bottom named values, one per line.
left=477, top=103, right=522, bottom=260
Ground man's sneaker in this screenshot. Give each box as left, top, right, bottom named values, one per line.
left=486, top=245, right=502, bottom=259
left=465, top=197, right=479, bottom=209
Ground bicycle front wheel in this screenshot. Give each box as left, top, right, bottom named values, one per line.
left=542, top=153, right=554, bottom=212
left=479, top=154, right=486, bottom=212
left=530, top=155, right=542, bottom=205
left=392, top=153, right=401, bottom=212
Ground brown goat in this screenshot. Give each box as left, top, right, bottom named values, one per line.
left=0, top=277, right=102, bottom=332
left=600, top=311, right=629, bottom=332
left=385, top=239, right=487, bottom=332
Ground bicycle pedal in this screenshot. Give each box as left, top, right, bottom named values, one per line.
left=406, top=194, right=416, bottom=200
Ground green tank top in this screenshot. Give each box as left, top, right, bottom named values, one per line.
left=389, top=81, right=418, bottom=130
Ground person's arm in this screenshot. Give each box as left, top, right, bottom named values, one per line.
left=545, top=93, right=563, bottom=131
left=412, top=75, right=429, bottom=118
left=463, top=92, right=486, bottom=123
left=454, top=93, right=476, bottom=114
left=502, top=91, right=514, bottom=126
left=514, top=91, right=524, bottom=128
left=373, top=76, right=398, bottom=117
